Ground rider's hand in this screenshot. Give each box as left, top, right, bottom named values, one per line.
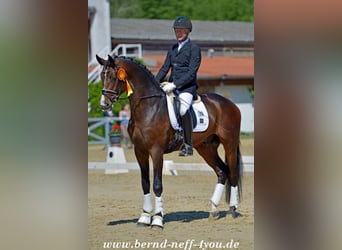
left=160, top=82, right=176, bottom=93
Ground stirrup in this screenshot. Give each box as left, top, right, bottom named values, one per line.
left=179, top=145, right=193, bottom=156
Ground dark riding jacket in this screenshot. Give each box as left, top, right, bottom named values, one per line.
left=155, top=39, right=201, bottom=97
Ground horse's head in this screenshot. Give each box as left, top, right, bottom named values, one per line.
left=96, top=54, right=128, bottom=110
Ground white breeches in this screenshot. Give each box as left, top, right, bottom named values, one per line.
left=178, top=92, right=193, bottom=116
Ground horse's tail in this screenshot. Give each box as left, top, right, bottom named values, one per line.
left=225, top=144, right=243, bottom=204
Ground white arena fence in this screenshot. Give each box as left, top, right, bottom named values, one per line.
left=88, top=117, right=122, bottom=146
left=88, top=156, right=254, bottom=174
left=88, top=117, right=254, bottom=174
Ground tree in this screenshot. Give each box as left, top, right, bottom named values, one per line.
left=110, top=0, right=254, bottom=22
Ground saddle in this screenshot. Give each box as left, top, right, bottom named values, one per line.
left=173, top=95, right=201, bottom=128
left=166, top=92, right=209, bottom=132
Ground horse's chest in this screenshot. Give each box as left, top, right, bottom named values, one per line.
left=130, top=126, right=152, bottom=144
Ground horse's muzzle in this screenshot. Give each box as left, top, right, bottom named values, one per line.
left=102, top=89, right=119, bottom=103
left=100, top=103, right=112, bottom=111
left=102, top=89, right=118, bottom=98
left=100, top=90, right=118, bottom=111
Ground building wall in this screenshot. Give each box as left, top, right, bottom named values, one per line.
left=88, top=0, right=111, bottom=61
left=215, top=85, right=254, bottom=133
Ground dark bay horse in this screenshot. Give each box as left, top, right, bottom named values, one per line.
left=96, top=55, right=243, bottom=229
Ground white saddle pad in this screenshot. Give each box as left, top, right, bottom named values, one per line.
left=166, top=95, right=209, bottom=132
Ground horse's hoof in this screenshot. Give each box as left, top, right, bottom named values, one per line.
left=228, top=206, right=242, bottom=218
left=151, top=215, right=163, bottom=230
left=137, top=212, right=151, bottom=227
left=232, top=211, right=241, bottom=218
left=136, top=222, right=150, bottom=227
left=151, top=224, right=163, bottom=230
left=209, top=210, right=220, bottom=221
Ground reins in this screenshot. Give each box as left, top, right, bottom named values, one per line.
left=133, top=93, right=165, bottom=100
left=114, top=93, right=165, bottom=109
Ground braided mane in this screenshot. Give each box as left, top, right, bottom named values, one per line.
left=116, top=56, right=160, bottom=87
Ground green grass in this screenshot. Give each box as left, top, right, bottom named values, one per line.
left=240, top=132, right=254, bottom=139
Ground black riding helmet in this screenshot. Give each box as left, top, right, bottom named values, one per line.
left=173, top=16, right=192, bottom=32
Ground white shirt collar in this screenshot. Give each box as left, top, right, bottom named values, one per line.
left=178, top=38, right=189, bottom=51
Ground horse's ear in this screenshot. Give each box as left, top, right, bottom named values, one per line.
left=108, top=54, right=115, bottom=65
left=96, top=54, right=105, bottom=65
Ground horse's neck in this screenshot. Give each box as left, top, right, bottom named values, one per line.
left=129, top=76, right=161, bottom=97
left=122, top=60, right=161, bottom=95
left=122, top=60, right=165, bottom=114
left=129, top=90, right=167, bottom=122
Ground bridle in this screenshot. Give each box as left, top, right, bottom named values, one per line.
left=101, top=66, right=123, bottom=103
left=101, top=64, right=165, bottom=108
left=102, top=88, right=119, bottom=101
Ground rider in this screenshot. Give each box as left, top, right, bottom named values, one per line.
left=155, top=16, right=202, bottom=156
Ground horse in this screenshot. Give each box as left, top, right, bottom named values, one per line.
left=96, top=54, right=243, bottom=229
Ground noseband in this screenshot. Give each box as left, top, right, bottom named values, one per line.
left=102, top=90, right=120, bottom=108
left=101, top=66, right=123, bottom=103
left=102, top=88, right=119, bottom=98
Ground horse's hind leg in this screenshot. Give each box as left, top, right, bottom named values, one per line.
left=224, top=143, right=242, bottom=218
left=195, top=140, right=228, bottom=219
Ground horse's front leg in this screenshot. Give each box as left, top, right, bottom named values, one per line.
left=151, top=150, right=164, bottom=229
left=135, top=147, right=152, bottom=227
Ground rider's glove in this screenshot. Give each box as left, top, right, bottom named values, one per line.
left=160, top=82, right=176, bottom=93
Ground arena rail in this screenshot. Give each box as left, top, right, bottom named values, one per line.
left=88, top=117, right=122, bottom=146
left=88, top=155, right=254, bottom=174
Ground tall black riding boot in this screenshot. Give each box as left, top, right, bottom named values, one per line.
left=179, top=111, right=193, bottom=156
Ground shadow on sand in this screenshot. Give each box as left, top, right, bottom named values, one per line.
left=107, top=210, right=227, bottom=226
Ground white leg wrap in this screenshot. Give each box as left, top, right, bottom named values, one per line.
left=155, top=196, right=164, bottom=216
left=152, top=196, right=164, bottom=228
left=143, top=193, right=152, bottom=213
left=210, top=183, right=225, bottom=206
left=151, top=215, right=163, bottom=228
left=137, top=212, right=151, bottom=225
left=210, top=202, right=218, bottom=213
left=137, top=193, right=152, bottom=226
left=229, top=186, right=239, bottom=208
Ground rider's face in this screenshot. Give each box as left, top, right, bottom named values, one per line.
left=174, top=28, right=189, bottom=42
